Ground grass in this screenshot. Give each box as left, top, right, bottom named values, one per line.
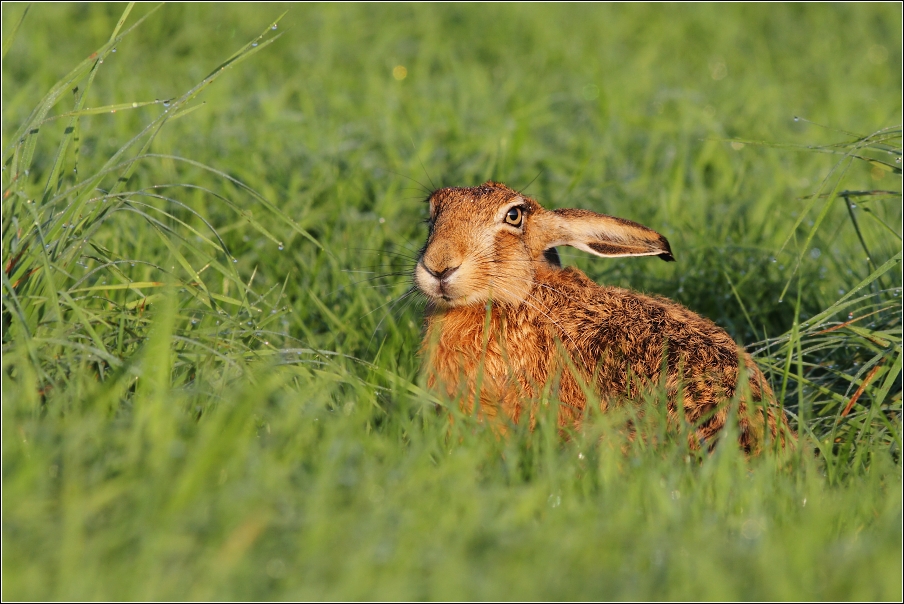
left=2, top=3, right=902, bottom=600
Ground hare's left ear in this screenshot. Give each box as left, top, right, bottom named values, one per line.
left=534, top=208, right=675, bottom=261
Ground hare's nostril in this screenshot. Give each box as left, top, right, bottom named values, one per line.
left=425, top=264, right=459, bottom=280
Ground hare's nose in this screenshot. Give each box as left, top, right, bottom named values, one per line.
left=424, top=264, right=459, bottom=281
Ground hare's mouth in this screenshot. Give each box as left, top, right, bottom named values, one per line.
left=422, top=280, right=459, bottom=304
left=415, top=261, right=465, bottom=303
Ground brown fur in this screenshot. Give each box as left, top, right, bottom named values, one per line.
left=415, top=182, right=793, bottom=452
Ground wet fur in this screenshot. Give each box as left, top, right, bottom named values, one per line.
left=416, top=182, right=793, bottom=452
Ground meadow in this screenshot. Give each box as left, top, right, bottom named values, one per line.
left=2, top=3, right=901, bottom=600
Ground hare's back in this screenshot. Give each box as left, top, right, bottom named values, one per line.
left=537, top=266, right=741, bottom=369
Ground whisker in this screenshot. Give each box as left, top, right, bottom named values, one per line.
left=342, top=267, right=414, bottom=274
left=326, top=270, right=414, bottom=299
left=388, top=169, right=433, bottom=197
left=408, top=135, right=437, bottom=191
left=516, top=170, right=543, bottom=196
left=364, top=286, right=422, bottom=352
left=348, top=247, right=420, bottom=262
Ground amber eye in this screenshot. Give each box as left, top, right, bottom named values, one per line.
left=504, top=206, right=523, bottom=227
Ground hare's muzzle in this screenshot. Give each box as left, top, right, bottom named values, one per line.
left=415, top=261, right=461, bottom=302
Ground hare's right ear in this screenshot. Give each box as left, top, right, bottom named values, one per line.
left=535, top=209, right=675, bottom=262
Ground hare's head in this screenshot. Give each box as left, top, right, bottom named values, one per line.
left=415, top=181, right=673, bottom=307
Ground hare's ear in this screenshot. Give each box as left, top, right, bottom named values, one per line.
left=538, top=209, right=675, bottom=262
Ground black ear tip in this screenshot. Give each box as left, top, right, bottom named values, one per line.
left=658, top=236, right=674, bottom=262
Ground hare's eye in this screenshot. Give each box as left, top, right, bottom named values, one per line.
left=504, top=206, right=523, bottom=227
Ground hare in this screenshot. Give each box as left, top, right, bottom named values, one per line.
left=415, top=181, right=793, bottom=452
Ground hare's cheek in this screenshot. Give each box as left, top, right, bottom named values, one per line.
left=414, top=264, right=439, bottom=297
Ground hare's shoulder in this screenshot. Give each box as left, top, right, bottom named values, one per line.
left=534, top=265, right=737, bottom=349
left=533, top=265, right=666, bottom=312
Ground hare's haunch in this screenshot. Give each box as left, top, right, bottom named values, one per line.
left=415, top=181, right=792, bottom=452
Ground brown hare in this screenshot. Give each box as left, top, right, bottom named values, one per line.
left=415, top=181, right=793, bottom=452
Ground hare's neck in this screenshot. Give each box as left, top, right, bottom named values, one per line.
left=424, top=303, right=509, bottom=338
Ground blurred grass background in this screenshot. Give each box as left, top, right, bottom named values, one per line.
left=2, top=3, right=901, bottom=600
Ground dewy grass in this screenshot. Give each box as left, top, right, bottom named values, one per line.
left=2, top=4, right=298, bottom=396
left=2, top=3, right=902, bottom=601
left=751, top=128, right=902, bottom=479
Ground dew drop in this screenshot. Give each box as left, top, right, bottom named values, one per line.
left=271, top=24, right=277, bottom=30
left=233, top=258, right=238, bottom=263
left=191, top=318, right=198, bottom=325
left=793, top=116, right=799, bottom=121
left=252, top=42, right=258, bottom=47
left=278, top=244, right=284, bottom=251
left=112, top=48, right=117, bottom=53
left=848, top=313, right=854, bottom=320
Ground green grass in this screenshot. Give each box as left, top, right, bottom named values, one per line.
left=2, top=3, right=901, bottom=600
